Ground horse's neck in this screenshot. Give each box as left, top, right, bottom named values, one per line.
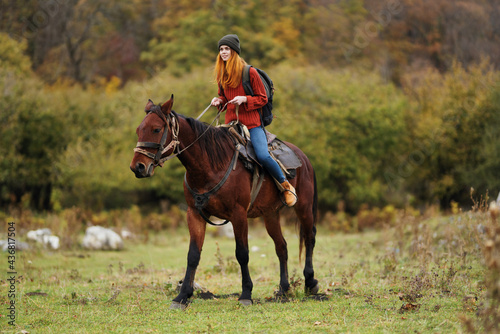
left=176, top=118, right=206, bottom=173
left=176, top=118, right=229, bottom=188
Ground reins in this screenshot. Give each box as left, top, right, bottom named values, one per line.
left=134, top=102, right=227, bottom=166
left=171, top=103, right=228, bottom=159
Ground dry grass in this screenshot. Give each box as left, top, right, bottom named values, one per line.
left=1, top=201, right=499, bottom=332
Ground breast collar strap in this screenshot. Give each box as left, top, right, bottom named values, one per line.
left=184, top=148, right=239, bottom=226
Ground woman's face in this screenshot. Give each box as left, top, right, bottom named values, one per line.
left=219, top=45, right=232, bottom=62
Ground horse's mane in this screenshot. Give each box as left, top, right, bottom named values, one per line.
left=175, top=112, right=235, bottom=170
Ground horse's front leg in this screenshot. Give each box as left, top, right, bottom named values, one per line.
left=232, top=213, right=253, bottom=306
left=171, top=207, right=206, bottom=309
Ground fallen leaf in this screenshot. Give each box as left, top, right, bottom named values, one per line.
left=400, top=303, right=421, bottom=312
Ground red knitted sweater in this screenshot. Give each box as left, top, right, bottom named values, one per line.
left=218, top=67, right=268, bottom=129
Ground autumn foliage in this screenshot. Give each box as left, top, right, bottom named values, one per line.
left=1, top=0, right=499, bottom=213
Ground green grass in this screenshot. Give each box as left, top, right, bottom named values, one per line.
left=0, top=213, right=489, bottom=333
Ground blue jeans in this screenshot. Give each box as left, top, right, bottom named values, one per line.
left=249, top=126, right=286, bottom=183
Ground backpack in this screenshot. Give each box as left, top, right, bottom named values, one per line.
left=242, top=65, right=274, bottom=127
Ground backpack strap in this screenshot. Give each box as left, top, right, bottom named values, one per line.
left=242, top=64, right=266, bottom=127
left=242, top=65, right=254, bottom=96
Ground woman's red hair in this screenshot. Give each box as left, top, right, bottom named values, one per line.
left=214, top=51, right=247, bottom=90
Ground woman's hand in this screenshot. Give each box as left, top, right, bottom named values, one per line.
left=228, top=96, right=247, bottom=105
left=211, top=97, right=223, bottom=106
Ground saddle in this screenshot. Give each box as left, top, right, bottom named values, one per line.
left=186, top=122, right=302, bottom=226
left=226, top=123, right=302, bottom=178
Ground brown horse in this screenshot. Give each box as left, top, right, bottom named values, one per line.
left=130, top=96, right=318, bottom=309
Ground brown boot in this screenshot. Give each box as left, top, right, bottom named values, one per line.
left=280, top=180, right=297, bottom=207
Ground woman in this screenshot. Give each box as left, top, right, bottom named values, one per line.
left=211, top=34, right=297, bottom=207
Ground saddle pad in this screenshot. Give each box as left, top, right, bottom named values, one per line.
left=268, top=139, right=302, bottom=170
left=236, top=138, right=302, bottom=171
left=228, top=125, right=302, bottom=171
left=265, top=130, right=277, bottom=144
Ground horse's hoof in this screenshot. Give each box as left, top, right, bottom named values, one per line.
left=306, top=284, right=319, bottom=295
left=169, top=301, right=187, bottom=310
left=238, top=299, right=253, bottom=306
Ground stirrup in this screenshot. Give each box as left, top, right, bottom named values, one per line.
left=282, top=189, right=298, bottom=207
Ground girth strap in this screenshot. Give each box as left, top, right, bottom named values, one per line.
left=184, top=148, right=239, bottom=226
left=247, top=169, right=265, bottom=212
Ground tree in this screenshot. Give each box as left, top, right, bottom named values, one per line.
left=0, top=33, right=68, bottom=210
left=376, top=0, right=500, bottom=83
left=269, top=64, right=409, bottom=212
left=401, top=61, right=500, bottom=208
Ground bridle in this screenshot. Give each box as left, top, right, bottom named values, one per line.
left=133, top=105, right=181, bottom=167
left=133, top=102, right=227, bottom=167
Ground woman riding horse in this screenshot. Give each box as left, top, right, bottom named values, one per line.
left=130, top=35, right=319, bottom=308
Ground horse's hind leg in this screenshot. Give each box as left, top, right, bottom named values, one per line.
left=171, top=207, right=206, bottom=309
left=263, top=211, right=290, bottom=295
left=300, top=220, right=319, bottom=294
left=295, top=190, right=319, bottom=294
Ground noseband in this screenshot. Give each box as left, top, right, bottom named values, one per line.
left=134, top=106, right=180, bottom=166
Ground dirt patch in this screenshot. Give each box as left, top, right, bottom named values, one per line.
left=198, top=291, right=216, bottom=300
left=304, top=294, right=330, bottom=302
left=196, top=291, right=240, bottom=300
left=265, top=295, right=291, bottom=303
left=26, top=292, right=48, bottom=297
left=399, top=303, right=421, bottom=313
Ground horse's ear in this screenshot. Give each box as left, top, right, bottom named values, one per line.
left=145, top=99, right=154, bottom=114
left=161, top=94, right=174, bottom=115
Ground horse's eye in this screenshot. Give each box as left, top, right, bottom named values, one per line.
left=153, top=128, right=161, bottom=133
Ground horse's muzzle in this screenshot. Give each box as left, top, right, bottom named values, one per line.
left=130, top=161, right=154, bottom=178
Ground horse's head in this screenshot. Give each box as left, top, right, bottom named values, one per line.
left=130, top=95, right=179, bottom=178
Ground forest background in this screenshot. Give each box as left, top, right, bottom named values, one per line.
left=1, top=0, right=500, bottom=219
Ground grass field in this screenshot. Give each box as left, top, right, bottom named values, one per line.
left=1, top=209, right=498, bottom=333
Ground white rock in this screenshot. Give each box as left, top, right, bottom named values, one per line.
left=120, top=228, right=135, bottom=239
left=0, top=240, right=30, bottom=251
left=43, top=235, right=60, bottom=250
left=27, top=228, right=52, bottom=241
left=82, top=226, right=123, bottom=250
left=216, top=222, right=234, bottom=238
left=26, top=228, right=59, bottom=250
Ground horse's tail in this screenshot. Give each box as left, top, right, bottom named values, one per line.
left=299, top=168, right=318, bottom=262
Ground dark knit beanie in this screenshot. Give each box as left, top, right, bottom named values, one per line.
left=218, top=34, right=241, bottom=54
